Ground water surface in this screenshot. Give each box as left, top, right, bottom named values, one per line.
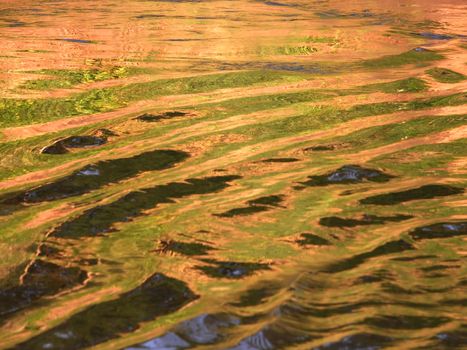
left=0, top=0, right=466, bottom=349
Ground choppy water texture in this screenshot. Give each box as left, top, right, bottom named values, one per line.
left=0, top=0, right=466, bottom=349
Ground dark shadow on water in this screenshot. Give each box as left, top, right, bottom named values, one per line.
left=260, top=157, right=299, bottom=163
left=41, top=141, right=69, bottom=155
left=41, top=135, right=109, bottom=155
left=319, top=214, right=413, bottom=227
left=421, top=264, right=459, bottom=273
left=2, top=19, right=27, bottom=27
left=391, top=255, right=437, bottom=262
left=442, top=297, right=467, bottom=307
left=11, top=273, right=197, bottom=350
left=323, top=239, right=414, bottom=273
left=214, top=195, right=284, bottom=218
left=360, top=184, right=464, bottom=205
left=409, top=222, right=467, bottom=240
left=215, top=205, right=270, bottom=217
left=430, top=328, right=467, bottom=349
left=38, top=244, right=62, bottom=258
left=196, top=259, right=270, bottom=279
left=417, top=32, right=454, bottom=40
left=248, top=195, right=283, bottom=207
left=153, top=239, right=215, bottom=256
left=0, top=260, right=88, bottom=324
left=279, top=298, right=387, bottom=319
left=52, top=175, right=241, bottom=239
left=229, top=282, right=283, bottom=307
left=0, top=149, right=189, bottom=214
left=315, top=9, right=377, bottom=19
left=382, top=282, right=423, bottom=295
left=365, top=315, right=450, bottom=330
left=135, top=111, right=189, bottom=122
left=257, top=0, right=296, bottom=7
left=303, top=142, right=351, bottom=152
left=63, top=136, right=106, bottom=148
left=58, top=38, right=94, bottom=44
left=312, top=333, right=393, bottom=350
left=353, top=269, right=392, bottom=284
left=296, top=233, right=331, bottom=246
left=297, top=165, right=393, bottom=188
left=217, top=61, right=334, bottom=74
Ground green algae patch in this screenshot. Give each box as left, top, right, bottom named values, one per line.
left=240, top=102, right=399, bottom=139
left=324, top=114, right=467, bottom=152
left=356, top=77, right=428, bottom=94
left=304, top=36, right=340, bottom=45
left=199, top=90, right=333, bottom=120
left=288, top=36, right=341, bottom=45
left=362, top=49, right=444, bottom=69
left=328, top=78, right=429, bottom=96
left=21, top=66, right=146, bottom=90
left=260, top=46, right=318, bottom=56
left=407, top=92, right=467, bottom=109
left=278, top=46, right=318, bottom=55
left=221, top=91, right=467, bottom=145
left=0, top=89, right=124, bottom=127
left=426, top=67, right=465, bottom=83
left=371, top=140, right=467, bottom=177
left=0, top=70, right=306, bottom=128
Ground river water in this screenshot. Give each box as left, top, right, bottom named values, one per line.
left=0, top=0, right=466, bottom=349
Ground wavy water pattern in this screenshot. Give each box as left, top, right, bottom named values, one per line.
left=0, top=0, right=466, bottom=349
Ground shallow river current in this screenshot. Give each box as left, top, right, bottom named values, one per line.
left=0, top=0, right=466, bottom=349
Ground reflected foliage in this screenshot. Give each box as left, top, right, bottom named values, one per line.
left=0, top=260, right=88, bottom=323
left=12, top=274, right=197, bottom=350
left=298, top=165, right=393, bottom=187
left=360, top=184, right=464, bottom=205
left=53, top=175, right=241, bottom=238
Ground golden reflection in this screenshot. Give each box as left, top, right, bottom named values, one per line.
left=0, top=0, right=466, bottom=349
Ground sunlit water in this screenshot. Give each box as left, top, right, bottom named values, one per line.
left=0, top=0, right=466, bottom=349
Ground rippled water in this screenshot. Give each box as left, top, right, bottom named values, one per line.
left=0, top=0, right=466, bottom=349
